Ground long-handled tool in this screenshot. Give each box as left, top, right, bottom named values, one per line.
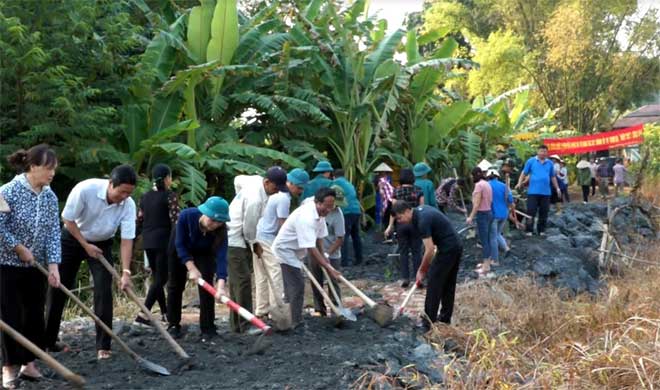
left=300, top=264, right=352, bottom=321
left=33, top=262, right=170, bottom=376
left=96, top=255, right=189, bottom=359
left=394, top=283, right=418, bottom=320
left=196, top=278, right=273, bottom=335
left=196, top=278, right=273, bottom=355
left=0, top=319, right=85, bottom=388
left=337, top=275, right=393, bottom=327
left=321, top=268, right=356, bottom=321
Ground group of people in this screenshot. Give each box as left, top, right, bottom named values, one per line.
left=0, top=145, right=467, bottom=389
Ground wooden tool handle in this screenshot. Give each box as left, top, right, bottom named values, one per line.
left=338, top=275, right=377, bottom=308
left=96, top=255, right=190, bottom=359
left=395, top=283, right=418, bottom=319
left=0, top=319, right=85, bottom=387
left=34, top=262, right=140, bottom=361
left=301, top=264, right=342, bottom=317
left=321, top=267, right=342, bottom=307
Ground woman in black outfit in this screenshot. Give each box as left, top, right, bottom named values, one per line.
left=135, top=164, right=179, bottom=325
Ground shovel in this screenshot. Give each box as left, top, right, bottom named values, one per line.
left=0, top=319, right=85, bottom=388
left=337, top=275, right=393, bottom=327
left=96, top=255, right=190, bottom=360
left=33, top=262, right=170, bottom=376
left=196, top=279, right=273, bottom=355
left=300, top=264, right=353, bottom=322
left=393, top=282, right=418, bottom=320
left=321, top=267, right=356, bottom=321
left=196, top=278, right=273, bottom=335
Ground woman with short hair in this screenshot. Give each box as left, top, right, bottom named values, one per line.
left=0, top=145, right=61, bottom=388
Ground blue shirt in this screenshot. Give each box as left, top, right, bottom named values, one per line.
left=415, top=178, right=438, bottom=208
left=488, top=178, right=513, bottom=219
left=0, top=174, right=61, bottom=267
left=175, top=208, right=228, bottom=280
left=522, top=157, right=555, bottom=196
left=302, top=174, right=333, bottom=200
left=332, top=177, right=361, bottom=215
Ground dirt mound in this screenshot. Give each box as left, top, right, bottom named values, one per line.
left=23, top=315, right=444, bottom=389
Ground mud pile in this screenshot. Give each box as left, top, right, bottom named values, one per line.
left=26, top=315, right=443, bottom=389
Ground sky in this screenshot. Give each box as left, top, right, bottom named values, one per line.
left=367, top=0, right=659, bottom=33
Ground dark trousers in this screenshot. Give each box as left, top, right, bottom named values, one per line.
left=280, top=264, right=304, bottom=326
left=424, top=246, right=462, bottom=326
left=228, top=246, right=253, bottom=333
left=309, top=257, right=340, bottom=316
left=144, top=248, right=167, bottom=314
left=581, top=185, right=590, bottom=202
left=526, top=195, right=550, bottom=234
left=591, top=178, right=596, bottom=196
left=45, top=232, right=113, bottom=351
left=341, top=213, right=363, bottom=266
left=0, top=266, right=47, bottom=366
left=397, top=223, right=422, bottom=281
left=167, top=244, right=217, bottom=333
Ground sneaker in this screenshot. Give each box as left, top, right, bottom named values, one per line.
left=525, top=232, right=533, bottom=237
left=167, top=325, right=182, bottom=338
left=133, top=315, right=152, bottom=327
left=538, top=232, right=546, bottom=237
left=400, top=279, right=410, bottom=288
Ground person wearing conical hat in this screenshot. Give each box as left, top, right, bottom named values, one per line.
left=413, top=162, right=438, bottom=209
left=302, top=161, right=334, bottom=200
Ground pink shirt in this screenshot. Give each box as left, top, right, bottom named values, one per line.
left=473, top=180, right=493, bottom=212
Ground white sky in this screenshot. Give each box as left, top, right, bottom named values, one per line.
left=368, top=0, right=659, bottom=33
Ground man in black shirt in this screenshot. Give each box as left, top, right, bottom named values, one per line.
left=391, top=202, right=463, bottom=330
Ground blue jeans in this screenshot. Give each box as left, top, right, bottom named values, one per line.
left=492, top=218, right=508, bottom=260
left=476, top=211, right=495, bottom=260
left=341, top=213, right=363, bottom=266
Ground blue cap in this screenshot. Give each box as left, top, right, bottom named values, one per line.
left=413, top=162, right=432, bottom=177
left=198, top=196, right=230, bottom=222
left=312, top=161, right=334, bottom=173
left=287, top=168, right=310, bottom=187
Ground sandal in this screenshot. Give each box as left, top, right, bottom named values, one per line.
left=97, top=350, right=112, bottom=360
left=2, top=366, right=18, bottom=389
left=19, top=363, right=42, bottom=381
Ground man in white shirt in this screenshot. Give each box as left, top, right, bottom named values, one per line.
left=273, top=187, right=342, bottom=329
left=309, top=185, right=346, bottom=317
left=227, top=167, right=287, bottom=333
left=254, top=168, right=309, bottom=320
left=45, top=165, right=137, bottom=360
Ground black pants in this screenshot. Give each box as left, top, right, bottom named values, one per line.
left=144, top=248, right=167, bottom=314
left=0, top=266, right=47, bottom=366
left=397, top=223, right=422, bottom=281
left=45, top=232, right=113, bottom=351
left=167, top=239, right=217, bottom=333
left=526, top=195, right=550, bottom=234
left=424, top=246, right=462, bottom=325
left=591, top=178, right=596, bottom=196
left=309, top=257, right=340, bottom=316
left=341, top=213, right=363, bottom=266
left=581, top=185, right=590, bottom=202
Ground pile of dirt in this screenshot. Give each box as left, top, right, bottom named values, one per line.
left=25, top=315, right=445, bottom=389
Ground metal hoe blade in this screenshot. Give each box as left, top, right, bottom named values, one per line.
left=137, top=356, right=170, bottom=376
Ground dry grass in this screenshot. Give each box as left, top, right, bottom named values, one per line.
left=425, top=244, right=660, bottom=389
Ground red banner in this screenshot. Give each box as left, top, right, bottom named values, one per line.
left=544, top=124, right=644, bottom=155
